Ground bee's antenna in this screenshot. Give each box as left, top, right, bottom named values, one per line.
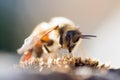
left=81, top=35, right=96, bottom=39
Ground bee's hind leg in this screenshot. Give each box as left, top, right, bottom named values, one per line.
left=20, top=50, right=32, bottom=62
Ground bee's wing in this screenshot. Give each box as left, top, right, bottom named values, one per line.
left=32, top=22, right=50, bottom=36
left=17, top=35, right=34, bottom=54
left=17, top=22, right=58, bottom=54
left=17, top=22, right=50, bottom=54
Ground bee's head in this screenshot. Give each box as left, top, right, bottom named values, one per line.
left=64, top=30, right=96, bottom=53
left=65, top=30, right=81, bottom=53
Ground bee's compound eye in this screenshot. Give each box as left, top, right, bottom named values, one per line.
left=65, top=31, right=72, bottom=41
left=66, top=30, right=80, bottom=43
left=72, top=34, right=80, bottom=43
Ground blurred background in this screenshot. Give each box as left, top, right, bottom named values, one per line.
left=0, top=0, right=120, bottom=68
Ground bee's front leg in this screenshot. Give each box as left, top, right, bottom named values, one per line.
left=43, top=45, right=51, bottom=53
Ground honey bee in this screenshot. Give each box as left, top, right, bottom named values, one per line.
left=17, top=17, right=96, bottom=62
